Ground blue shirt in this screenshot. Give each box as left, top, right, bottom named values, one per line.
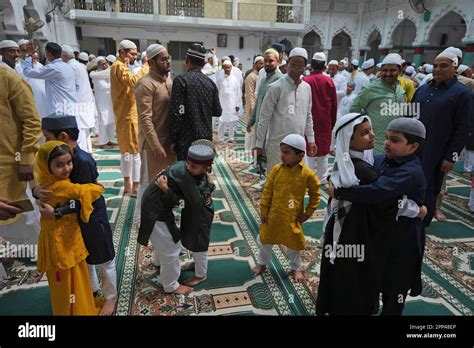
left=412, top=77, right=470, bottom=183
left=21, top=57, right=77, bottom=116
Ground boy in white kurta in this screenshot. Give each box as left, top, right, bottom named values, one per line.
left=217, top=60, right=241, bottom=143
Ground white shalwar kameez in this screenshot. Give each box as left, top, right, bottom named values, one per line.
left=90, top=68, right=116, bottom=145
left=217, top=73, right=241, bottom=142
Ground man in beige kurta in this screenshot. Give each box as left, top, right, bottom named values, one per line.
left=0, top=66, right=42, bottom=278
left=110, top=39, right=149, bottom=196
left=244, top=56, right=264, bottom=150
left=133, top=44, right=176, bottom=240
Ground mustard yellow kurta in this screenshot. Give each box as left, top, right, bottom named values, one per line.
left=110, top=58, right=149, bottom=154
left=35, top=141, right=104, bottom=315
left=398, top=76, right=415, bottom=102
left=259, top=160, right=320, bottom=250
left=0, top=66, right=41, bottom=203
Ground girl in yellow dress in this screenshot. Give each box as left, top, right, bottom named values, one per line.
left=253, top=134, right=320, bottom=282
left=35, top=141, right=103, bottom=315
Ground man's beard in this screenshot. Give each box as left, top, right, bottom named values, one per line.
left=265, top=66, right=276, bottom=74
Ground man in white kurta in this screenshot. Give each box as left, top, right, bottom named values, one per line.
left=217, top=60, right=241, bottom=143
left=327, top=60, right=347, bottom=107
left=353, top=58, right=373, bottom=95
left=62, top=45, right=97, bottom=153
left=255, top=48, right=317, bottom=171
left=90, top=57, right=116, bottom=146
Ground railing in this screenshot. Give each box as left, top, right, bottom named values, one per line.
left=72, top=0, right=304, bottom=23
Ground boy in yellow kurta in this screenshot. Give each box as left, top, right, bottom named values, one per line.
left=35, top=141, right=103, bottom=315
left=253, top=134, right=320, bottom=282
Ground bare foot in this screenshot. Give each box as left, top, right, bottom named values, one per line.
left=183, top=276, right=207, bottom=286
left=131, top=182, right=139, bottom=198
left=170, top=284, right=193, bottom=295
left=252, top=264, right=266, bottom=277
left=181, top=261, right=195, bottom=271
left=99, top=297, right=117, bottom=316
left=291, top=270, right=305, bottom=283
left=434, top=209, right=447, bottom=222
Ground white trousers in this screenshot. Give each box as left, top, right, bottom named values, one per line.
left=78, top=128, right=93, bottom=153
left=150, top=221, right=182, bottom=293
left=120, top=153, right=141, bottom=183
left=245, top=126, right=256, bottom=151
left=256, top=235, right=301, bottom=271
left=191, top=251, right=208, bottom=278
left=87, top=258, right=117, bottom=300
left=305, top=155, right=329, bottom=181
left=98, top=122, right=115, bottom=145
left=218, top=121, right=237, bottom=142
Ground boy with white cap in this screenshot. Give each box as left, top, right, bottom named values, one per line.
left=138, top=143, right=216, bottom=293
left=327, top=59, right=347, bottom=106
left=353, top=58, right=372, bottom=94
left=217, top=59, right=241, bottom=144
left=253, top=134, right=320, bottom=282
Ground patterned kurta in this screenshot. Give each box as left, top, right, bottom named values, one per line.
left=169, top=68, right=222, bottom=160
left=244, top=70, right=258, bottom=122
left=110, top=58, right=148, bottom=154
left=350, top=79, right=406, bottom=154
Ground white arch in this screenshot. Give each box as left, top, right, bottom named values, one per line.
left=303, top=24, right=325, bottom=47
left=423, top=7, right=470, bottom=43
left=362, top=24, right=383, bottom=47
left=386, top=17, right=418, bottom=47
left=330, top=25, right=356, bottom=47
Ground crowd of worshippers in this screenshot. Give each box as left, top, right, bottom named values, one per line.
left=0, top=35, right=473, bottom=316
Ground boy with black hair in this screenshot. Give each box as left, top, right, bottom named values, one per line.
left=33, top=113, right=117, bottom=315
left=253, top=134, right=320, bottom=283
left=138, top=143, right=216, bottom=294
left=329, top=117, right=427, bottom=315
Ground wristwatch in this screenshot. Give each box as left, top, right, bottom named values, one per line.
left=54, top=207, right=63, bottom=220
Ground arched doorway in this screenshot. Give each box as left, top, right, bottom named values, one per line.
left=427, top=11, right=466, bottom=63
left=392, top=19, right=417, bottom=62
left=302, top=30, right=322, bottom=61
left=328, top=31, right=351, bottom=61
left=366, top=30, right=381, bottom=62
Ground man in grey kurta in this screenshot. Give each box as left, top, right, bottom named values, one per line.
left=255, top=48, right=317, bottom=171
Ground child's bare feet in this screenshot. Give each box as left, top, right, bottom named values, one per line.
left=131, top=182, right=139, bottom=198
left=184, top=276, right=207, bottom=286
left=252, top=264, right=266, bottom=277
left=99, top=297, right=117, bottom=316
left=170, top=284, right=193, bottom=295
left=181, top=261, right=195, bottom=271
left=434, top=209, right=447, bottom=222
left=291, top=270, right=305, bottom=283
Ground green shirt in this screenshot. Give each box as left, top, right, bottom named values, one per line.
left=350, top=78, right=406, bottom=154
left=249, top=69, right=283, bottom=126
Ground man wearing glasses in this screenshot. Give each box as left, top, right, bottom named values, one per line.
left=254, top=47, right=317, bottom=171
left=134, top=44, right=176, bottom=228
left=110, top=39, right=149, bottom=197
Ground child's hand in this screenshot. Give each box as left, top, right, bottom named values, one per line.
left=34, top=183, right=53, bottom=202
left=418, top=205, right=428, bottom=220
left=205, top=195, right=212, bottom=205
left=155, top=175, right=168, bottom=192
left=260, top=216, right=268, bottom=224
left=39, top=202, right=55, bottom=219
left=207, top=172, right=213, bottom=185
left=327, top=180, right=335, bottom=198
left=297, top=213, right=309, bottom=223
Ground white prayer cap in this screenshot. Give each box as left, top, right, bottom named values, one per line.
left=17, top=39, right=29, bottom=46
left=381, top=53, right=402, bottom=66
left=328, top=60, right=338, bottom=66
left=457, top=64, right=469, bottom=75
left=234, top=57, right=240, bottom=65
left=95, top=56, right=106, bottom=65
left=205, top=52, right=213, bottom=60
left=436, top=51, right=458, bottom=67
left=0, top=40, right=19, bottom=49
left=106, top=54, right=116, bottom=63
left=425, top=64, right=433, bottom=73
left=221, top=55, right=230, bottom=62
left=351, top=58, right=359, bottom=66
left=405, top=66, right=415, bottom=75
left=281, top=134, right=306, bottom=153
left=146, top=44, right=165, bottom=60
left=61, top=44, right=74, bottom=55
left=361, top=58, right=375, bottom=70
left=401, top=59, right=406, bottom=64
left=222, top=60, right=232, bottom=66
left=254, top=55, right=264, bottom=64
left=279, top=60, right=287, bottom=67
left=119, top=39, right=137, bottom=50
left=141, top=51, right=146, bottom=59
left=289, top=47, right=308, bottom=61
left=78, top=52, right=89, bottom=61
left=376, top=63, right=382, bottom=69
left=443, top=46, right=462, bottom=59
left=312, top=52, right=326, bottom=63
